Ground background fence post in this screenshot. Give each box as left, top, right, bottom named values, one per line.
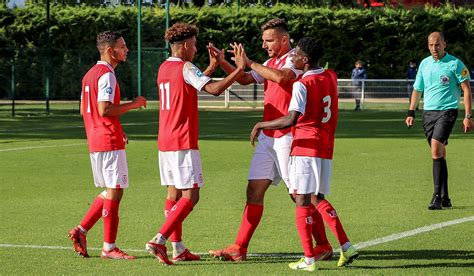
left=11, top=59, right=15, bottom=117
left=361, top=79, right=365, bottom=110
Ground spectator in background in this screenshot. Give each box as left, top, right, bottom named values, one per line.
left=406, top=59, right=419, bottom=110
left=351, top=60, right=367, bottom=111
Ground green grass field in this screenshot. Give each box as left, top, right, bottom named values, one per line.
left=1, top=102, right=473, bottom=275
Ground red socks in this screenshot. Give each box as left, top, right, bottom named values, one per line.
left=165, top=199, right=182, bottom=242
left=159, top=198, right=193, bottom=239
left=316, top=200, right=349, bottom=246
left=235, top=204, right=264, bottom=249
left=79, top=196, right=104, bottom=231
left=296, top=206, right=314, bottom=257
left=311, top=206, right=329, bottom=246
left=103, top=199, right=120, bottom=244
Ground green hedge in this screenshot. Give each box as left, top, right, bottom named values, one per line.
left=1, top=4, right=473, bottom=99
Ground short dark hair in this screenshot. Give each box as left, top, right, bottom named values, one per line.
left=96, top=31, right=123, bottom=51
left=261, top=18, right=288, bottom=34
left=165, top=23, right=198, bottom=44
left=297, top=37, right=323, bottom=65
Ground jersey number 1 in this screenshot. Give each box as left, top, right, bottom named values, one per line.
left=322, top=95, right=331, bottom=123
left=159, top=82, right=170, bottom=111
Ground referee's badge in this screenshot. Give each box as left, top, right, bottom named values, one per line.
left=440, top=75, right=450, bottom=85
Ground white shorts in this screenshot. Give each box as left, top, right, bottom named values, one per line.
left=90, top=150, right=129, bottom=189
left=248, top=132, right=292, bottom=187
left=158, top=149, right=204, bottom=189
left=288, top=156, right=332, bottom=195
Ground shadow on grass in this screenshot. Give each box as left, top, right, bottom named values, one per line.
left=1, top=108, right=472, bottom=142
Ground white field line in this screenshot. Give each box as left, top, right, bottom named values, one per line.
left=0, top=216, right=473, bottom=257
left=0, top=122, right=154, bottom=134
left=0, top=143, right=87, bottom=152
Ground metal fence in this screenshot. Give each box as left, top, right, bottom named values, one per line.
left=199, top=79, right=474, bottom=109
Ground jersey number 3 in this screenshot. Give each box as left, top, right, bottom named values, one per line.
left=159, top=82, right=170, bottom=111
left=322, top=95, right=331, bottom=123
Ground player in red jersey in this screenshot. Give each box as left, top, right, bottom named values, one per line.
left=250, top=37, right=359, bottom=269
left=68, top=31, right=147, bottom=260
left=145, top=22, right=246, bottom=265
left=208, top=18, right=303, bottom=262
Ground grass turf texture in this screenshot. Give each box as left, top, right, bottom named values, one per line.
left=1, top=102, right=473, bottom=275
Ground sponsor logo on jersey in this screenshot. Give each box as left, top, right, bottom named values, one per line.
left=196, top=70, right=204, bottom=78
left=122, top=175, right=128, bottom=185
left=440, top=75, right=450, bottom=85
left=106, top=87, right=113, bottom=94
left=461, top=67, right=469, bottom=78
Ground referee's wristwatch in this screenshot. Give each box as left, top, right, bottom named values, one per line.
left=466, top=114, right=472, bottom=119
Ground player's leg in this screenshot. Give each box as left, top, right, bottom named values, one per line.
left=289, top=194, right=316, bottom=272
left=288, top=156, right=318, bottom=271
left=314, top=159, right=358, bottom=266
left=68, top=190, right=106, bottom=258
left=147, top=150, right=202, bottom=264
left=100, top=150, right=135, bottom=259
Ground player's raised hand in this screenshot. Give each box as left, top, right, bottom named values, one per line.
left=250, top=123, right=262, bottom=147
left=231, top=42, right=246, bottom=70
left=207, top=43, right=224, bottom=64
left=462, top=117, right=472, bottom=133
left=207, top=42, right=221, bottom=67
left=405, top=116, right=414, bottom=128
left=134, top=96, right=147, bottom=108
left=228, top=42, right=251, bottom=68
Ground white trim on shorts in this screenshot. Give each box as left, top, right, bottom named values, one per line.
left=89, top=150, right=129, bottom=189
left=248, top=132, right=292, bottom=187
left=288, top=156, right=332, bottom=195
left=158, top=149, right=204, bottom=189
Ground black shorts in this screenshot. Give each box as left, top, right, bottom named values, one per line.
left=422, top=109, right=458, bottom=145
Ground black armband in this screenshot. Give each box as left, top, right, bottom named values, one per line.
left=407, top=110, right=415, bottom=118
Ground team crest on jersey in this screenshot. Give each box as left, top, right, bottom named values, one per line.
left=328, top=210, right=338, bottom=218
left=105, top=87, right=113, bottom=94
left=102, top=209, right=109, bottom=218
left=440, top=75, right=450, bottom=85
left=461, top=67, right=469, bottom=78
left=306, top=216, right=313, bottom=225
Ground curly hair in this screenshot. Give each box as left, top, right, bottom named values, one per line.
left=96, top=31, right=123, bottom=51
left=297, top=37, right=323, bottom=65
left=165, top=23, right=199, bottom=44
left=260, top=18, right=288, bottom=33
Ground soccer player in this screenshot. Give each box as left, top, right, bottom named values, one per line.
left=406, top=32, right=472, bottom=210
left=250, top=37, right=358, bottom=271
left=68, top=31, right=147, bottom=259
left=145, top=22, right=246, bottom=265
left=208, top=18, right=303, bottom=262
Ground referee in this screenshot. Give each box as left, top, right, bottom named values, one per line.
left=405, top=32, right=472, bottom=210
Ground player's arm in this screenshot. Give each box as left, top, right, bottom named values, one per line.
left=405, top=90, right=421, bottom=128
left=247, top=62, right=297, bottom=84
left=460, top=80, right=472, bottom=133
left=98, top=96, right=146, bottom=117
left=250, top=111, right=300, bottom=147
left=202, top=43, right=247, bottom=96
left=80, top=98, right=84, bottom=116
